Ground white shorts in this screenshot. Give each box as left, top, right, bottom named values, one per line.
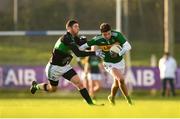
left=45, top=63, right=73, bottom=82
left=87, top=73, right=102, bottom=80
left=103, top=59, right=125, bottom=75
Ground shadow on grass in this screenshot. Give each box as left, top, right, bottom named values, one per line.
left=0, top=88, right=180, bottom=101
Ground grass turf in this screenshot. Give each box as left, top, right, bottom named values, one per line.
left=0, top=89, right=180, bottom=118
left=0, top=98, right=180, bottom=118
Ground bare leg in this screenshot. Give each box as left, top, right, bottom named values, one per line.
left=93, top=80, right=101, bottom=92
left=110, top=79, right=119, bottom=98
left=70, top=74, right=94, bottom=105
left=111, top=68, right=132, bottom=105
left=37, top=83, right=57, bottom=92
left=82, top=79, right=89, bottom=89
left=30, top=81, right=57, bottom=94
left=108, top=79, right=119, bottom=105
left=88, top=79, right=94, bottom=97
left=70, top=75, right=84, bottom=90
left=89, top=80, right=101, bottom=99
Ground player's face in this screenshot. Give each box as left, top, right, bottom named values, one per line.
left=102, top=31, right=112, bottom=40
left=71, top=23, right=80, bottom=36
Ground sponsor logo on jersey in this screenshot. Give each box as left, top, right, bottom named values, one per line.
left=99, top=45, right=112, bottom=51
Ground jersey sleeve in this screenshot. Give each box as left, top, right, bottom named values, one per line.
left=62, top=35, right=76, bottom=46
left=117, top=32, right=127, bottom=47
left=87, top=36, right=98, bottom=46
left=63, top=35, right=95, bottom=57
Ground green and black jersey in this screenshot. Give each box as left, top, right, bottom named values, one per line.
left=88, top=56, right=101, bottom=73
left=50, top=32, right=95, bottom=66
left=87, top=30, right=126, bottom=63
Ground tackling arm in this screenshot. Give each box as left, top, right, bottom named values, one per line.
left=68, top=43, right=104, bottom=58
left=69, top=43, right=95, bottom=57
left=63, top=36, right=95, bottom=57
left=79, top=43, right=89, bottom=51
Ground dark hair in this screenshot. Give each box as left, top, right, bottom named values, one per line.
left=100, top=23, right=111, bottom=32
left=66, top=19, right=78, bottom=29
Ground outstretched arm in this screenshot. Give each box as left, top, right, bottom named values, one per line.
left=79, top=43, right=90, bottom=51
left=69, top=43, right=95, bottom=57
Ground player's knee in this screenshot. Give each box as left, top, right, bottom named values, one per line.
left=116, top=79, right=125, bottom=86
left=96, top=84, right=101, bottom=90
left=113, top=83, right=119, bottom=88
left=116, top=75, right=124, bottom=81
left=112, top=84, right=119, bottom=89
left=120, top=79, right=125, bottom=85
left=76, top=82, right=84, bottom=89
left=70, top=75, right=84, bottom=89
left=73, top=80, right=84, bottom=89
left=93, top=86, right=100, bottom=92
left=112, top=82, right=119, bottom=88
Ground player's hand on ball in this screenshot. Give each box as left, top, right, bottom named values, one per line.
left=110, top=51, right=119, bottom=58
left=110, top=44, right=121, bottom=58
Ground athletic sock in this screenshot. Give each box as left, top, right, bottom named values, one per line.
left=79, top=88, right=94, bottom=105
left=126, top=96, right=132, bottom=104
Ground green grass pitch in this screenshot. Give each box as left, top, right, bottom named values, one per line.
left=0, top=98, right=180, bottom=118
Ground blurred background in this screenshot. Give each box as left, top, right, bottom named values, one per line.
left=0, top=0, right=180, bottom=103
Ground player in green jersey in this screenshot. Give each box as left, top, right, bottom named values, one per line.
left=79, top=23, right=133, bottom=105
left=84, top=46, right=105, bottom=101
left=30, top=20, right=104, bottom=106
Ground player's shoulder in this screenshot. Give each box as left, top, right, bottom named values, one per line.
left=92, top=35, right=103, bottom=41
left=63, top=32, right=72, bottom=40
left=111, top=30, right=122, bottom=37
left=61, top=32, right=74, bottom=43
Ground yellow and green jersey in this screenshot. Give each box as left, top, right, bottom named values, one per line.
left=87, top=30, right=126, bottom=63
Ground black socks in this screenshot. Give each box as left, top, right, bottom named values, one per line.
left=79, top=88, right=94, bottom=105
